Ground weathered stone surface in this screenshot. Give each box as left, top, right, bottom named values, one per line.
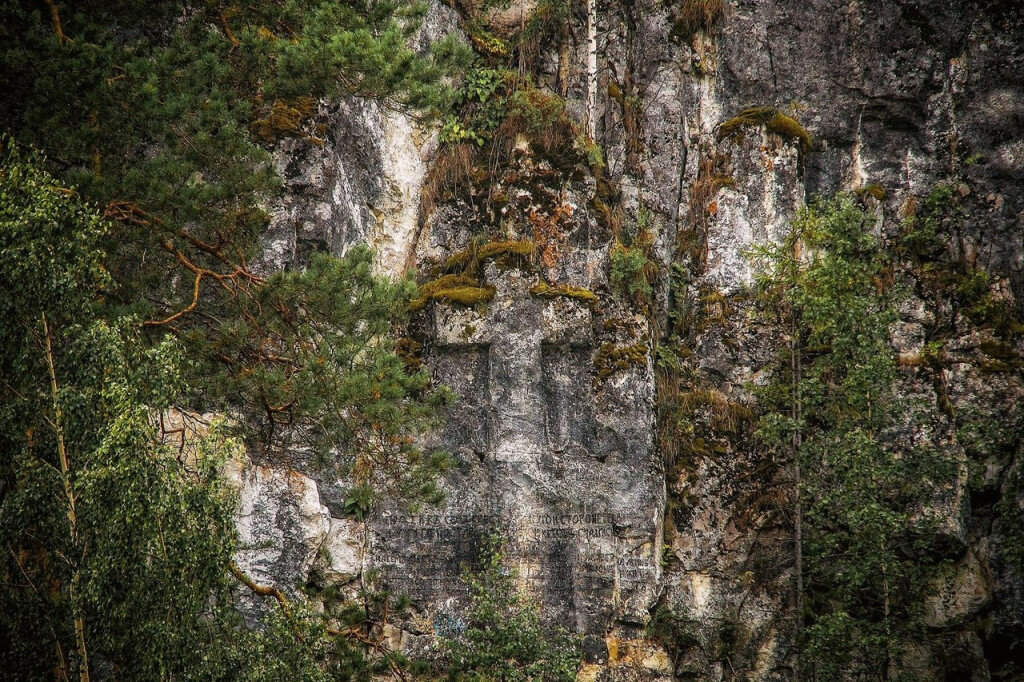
left=258, top=99, right=434, bottom=278
left=368, top=256, right=664, bottom=635
left=925, top=549, right=994, bottom=628
left=703, top=131, right=804, bottom=294
left=226, top=457, right=330, bottom=620
left=256, top=0, right=462, bottom=278
left=243, top=0, right=1024, bottom=677
left=314, top=517, right=364, bottom=587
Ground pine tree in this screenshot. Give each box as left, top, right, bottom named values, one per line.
left=0, top=0, right=464, bottom=500
left=0, top=141, right=435, bottom=680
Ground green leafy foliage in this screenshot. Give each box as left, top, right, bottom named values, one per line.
left=438, top=65, right=572, bottom=160
left=0, top=144, right=349, bottom=679
left=0, top=1, right=466, bottom=506
left=0, top=141, right=457, bottom=680
left=439, top=67, right=508, bottom=145
left=610, top=210, right=658, bottom=311
left=752, top=195, right=957, bottom=679
left=432, top=537, right=581, bottom=681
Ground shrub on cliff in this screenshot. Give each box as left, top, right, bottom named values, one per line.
left=431, top=537, right=581, bottom=681
left=752, top=195, right=957, bottom=679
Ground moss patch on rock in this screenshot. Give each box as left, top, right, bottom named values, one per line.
left=855, top=183, right=887, bottom=200
left=443, top=239, right=536, bottom=274
left=530, top=281, right=599, bottom=308
left=717, top=107, right=811, bottom=152
left=410, top=274, right=495, bottom=311
left=594, top=342, right=648, bottom=383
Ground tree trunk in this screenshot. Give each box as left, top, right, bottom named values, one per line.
left=585, top=0, right=598, bottom=141
left=42, top=313, right=90, bottom=682
left=790, top=269, right=804, bottom=681
left=557, top=19, right=571, bottom=98
left=620, top=1, right=642, bottom=174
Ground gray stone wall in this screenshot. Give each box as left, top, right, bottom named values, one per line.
left=237, top=1, right=1024, bottom=678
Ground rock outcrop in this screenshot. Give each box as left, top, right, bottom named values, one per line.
left=240, top=1, right=1024, bottom=678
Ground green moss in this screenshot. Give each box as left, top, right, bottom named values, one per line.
left=410, top=274, right=492, bottom=311
left=443, top=239, right=536, bottom=274
left=980, top=340, right=1019, bottom=361
left=478, top=239, right=535, bottom=260
left=251, top=97, right=315, bottom=142
left=717, top=106, right=811, bottom=153
left=593, top=342, right=648, bottom=383
left=855, top=183, right=886, bottom=200
left=424, top=285, right=495, bottom=309
left=979, top=358, right=1022, bottom=374
left=595, top=178, right=617, bottom=201
left=442, top=249, right=476, bottom=273
left=530, top=281, right=599, bottom=308
left=413, top=240, right=536, bottom=310
left=589, top=195, right=619, bottom=233
left=602, top=317, right=638, bottom=335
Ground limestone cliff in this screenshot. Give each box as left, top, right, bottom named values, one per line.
left=234, top=1, right=1024, bottom=679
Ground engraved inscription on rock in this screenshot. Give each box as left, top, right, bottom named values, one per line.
left=368, top=264, right=665, bottom=634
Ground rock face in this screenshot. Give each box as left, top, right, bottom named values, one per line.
left=227, top=458, right=330, bottom=622
left=242, top=0, right=1024, bottom=678
left=258, top=99, right=433, bottom=279
left=369, top=257, right=664, bottom=638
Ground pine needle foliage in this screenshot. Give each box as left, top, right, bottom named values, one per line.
left=0, top=0, right=470, bottom=322
left=186, top=246, right=455, bottom=506
left=0, top=1, right=465, bottom=506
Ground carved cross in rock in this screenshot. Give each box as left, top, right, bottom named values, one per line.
left=431, top=263, right=594, bottom=463
left=370, top=260, right=661, bottom=634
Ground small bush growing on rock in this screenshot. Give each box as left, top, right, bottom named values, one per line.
left=431, top=536, right=581, bottom=681
left=610, top=218, right=658, bottom=311
left=675, top=0, right=725, bottom=38
left=420, top=144, right=479, bottom=222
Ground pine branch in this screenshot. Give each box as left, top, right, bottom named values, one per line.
left=43, top=0, right=71, bottom=45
